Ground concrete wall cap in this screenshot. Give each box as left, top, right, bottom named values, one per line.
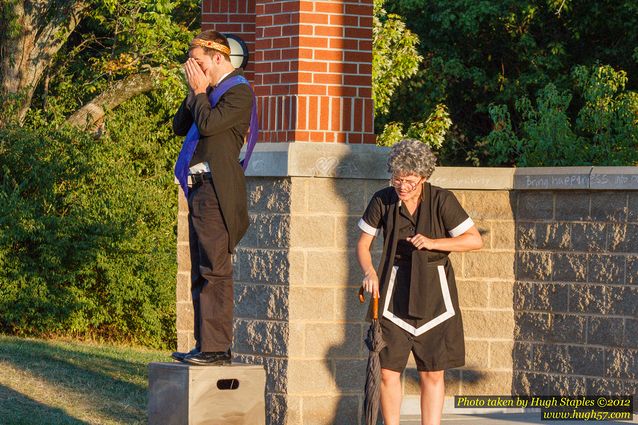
left=429, top=167, right=514, bottom=190
left=514, top=166, right=592, bottom=190
left=160, top=143, right=638, bottom=190
left=244, top=142, right=391, bottom=179
left=590, top=166, right=638, bottom=190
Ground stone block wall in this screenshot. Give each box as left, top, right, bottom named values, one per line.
left=284, top=176, right=371, bottom=424
left=233, top=177, right=293, bottom=424
left=438, top=190, right=517, bottom=398
left=176, top=154, right=638, bottom=424
left=512, top=190, right=638, bottom=398
left=177, top=175, right=382, bottom=425
left=176, top=189, right=195, bottom=352
left=177, top=175, right=520, bottom=423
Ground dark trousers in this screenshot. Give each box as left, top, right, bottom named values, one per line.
left=187, top=181, right=233, bottom=352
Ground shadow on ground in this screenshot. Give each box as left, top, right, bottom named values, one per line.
left=0, top=385, right=89, bottom=425
left=0, top=336, right=162, bottom=424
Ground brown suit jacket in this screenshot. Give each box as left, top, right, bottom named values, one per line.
left=172, top=68, right=252, bottom=252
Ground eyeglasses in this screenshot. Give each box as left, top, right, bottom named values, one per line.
left=390, top=176, right=422, bottom=191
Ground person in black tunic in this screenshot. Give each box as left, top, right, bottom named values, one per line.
left=357, top=139, right=483, bottom=425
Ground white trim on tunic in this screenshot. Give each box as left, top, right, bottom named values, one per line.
left=358, top=218, right=381, bottom=237
left=382, top=265, right=456, bottom=336
left=448, top=217, right=474, bottom=237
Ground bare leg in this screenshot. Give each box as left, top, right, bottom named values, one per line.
left=419, top=370, right=445, bottom=425
left=380, top=368, right=403, bottom=425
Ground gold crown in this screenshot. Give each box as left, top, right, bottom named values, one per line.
left=190, top=38, right=231, bottom=56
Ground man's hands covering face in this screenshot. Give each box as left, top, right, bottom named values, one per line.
left=184, top=58, right=209, bottom=95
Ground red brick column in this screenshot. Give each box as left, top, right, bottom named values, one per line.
left=202, top=0, right=374, bottom=144
left=201, top=0, right=256, bottom=81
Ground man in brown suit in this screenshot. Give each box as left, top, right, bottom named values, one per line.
left=171, top=30, right=253, bottom=365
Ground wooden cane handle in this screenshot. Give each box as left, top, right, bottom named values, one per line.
left=372, top=296, right=379, bottom=320
left=358, top=287, right=379, bottom=320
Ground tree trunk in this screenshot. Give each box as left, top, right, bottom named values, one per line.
left=66, top=69, right=162, bottom=130
left=0, top=0, right=88, bottom=126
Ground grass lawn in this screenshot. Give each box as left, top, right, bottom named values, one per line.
left=0, top=335, right=169, bottom=424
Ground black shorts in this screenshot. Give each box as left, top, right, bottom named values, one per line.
left=378, top=317, right=433, bottom=372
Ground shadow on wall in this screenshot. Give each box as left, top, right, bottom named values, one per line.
left=322, top=149, right=380, bottom=425
left=511, top=190, right=638, bottom=411
left=232, top=176, right=294, bottom=425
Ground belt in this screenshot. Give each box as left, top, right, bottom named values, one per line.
left=187, top=172, right=212, bottom=187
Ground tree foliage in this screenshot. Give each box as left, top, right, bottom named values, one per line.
left=0, top=0, right=197, bottom=127
left=383, top=0, right=638, bottom=165
left=0, top=1, right=90, bottom=125
left=0, top=0, right=198, bottom=348
left=482, top=65, right=638, bottom=166
left=378, top=104, right=452, bottom=149
left=0, top=104, right=180, bottom=347
left=373, top=0, right=453, bottom=148
left=372, top=0, right=422, bottom=116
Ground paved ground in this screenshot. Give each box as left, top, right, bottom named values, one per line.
left=399, top=412, right=636, bottom=425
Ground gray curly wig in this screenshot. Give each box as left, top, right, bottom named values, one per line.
left=387, top=139, right=437, bottom=179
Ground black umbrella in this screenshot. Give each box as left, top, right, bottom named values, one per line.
left=359, top=287, right=387, bottom=425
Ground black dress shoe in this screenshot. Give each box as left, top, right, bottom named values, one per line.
left=171, top=348, right=200, bottom=362
left=183, top=349, right=231, bottom=366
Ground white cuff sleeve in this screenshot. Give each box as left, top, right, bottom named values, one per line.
left=448, top=217, right=474, bottom=237
left=358, top=218, right=381, bottom=237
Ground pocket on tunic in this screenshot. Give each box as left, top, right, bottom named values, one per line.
left=408, top=250, right=449, bottom=320
left=409, top=268, right=447, bottom=321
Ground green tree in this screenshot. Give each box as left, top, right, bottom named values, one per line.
left=373, top=0, right=453, bottom=149
left=1, top=0, right=197, bottom=128
left=0, top=110, right=179, bottom=347
left=482, top=65, right=638, bottom=166
left=573, top=65, right=638, bottom=164
left=372, top=0, right=422, bottom=116
left=0, top=0, right=199, bottom=347
left=383, top=0, right=638, bottom=165
left=378, top=104, right=452, bottom=149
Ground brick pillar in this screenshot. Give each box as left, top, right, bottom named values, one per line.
left=178, top=3, right=377, bottom=425
left=201, top=0, right=256, bottom=80
left=200, top=1, right=374, bottom=143
left=256, top=0, right=374, bottom=144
